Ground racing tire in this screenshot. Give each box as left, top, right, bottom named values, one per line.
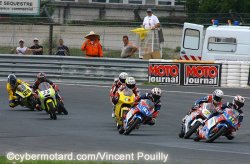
left=178, top=124, right=185, bottom=138
left=206, top=126, right=227, bottom=143
left=28, top=95, right=37, bottom=110
left=124, top=118, right=141, bottom=135
left=184, top=121, right=202, bottom=139
left=58, top=101, right=68, bottom=115
left=118, top=127, right=125, bottom=134
left=48, top=102, right=57, bottom=120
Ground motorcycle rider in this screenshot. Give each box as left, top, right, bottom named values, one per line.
left=194, top=95, right=245, bottom=141
left=180, top=89, right=224, bottom=138
left=112, top=76, right=140, bottom=106
left=134, top=87, right=162, bottom=126
left=221, top=95, right=245, bottom=140
left=183, top=89, right=224, bottom=121
left=110, top=72, right=128, bottom=98
left=116, top=76, right=140, bottom=97
left=6, top=74, right=28, bottom=108
left=33, top=72, right=62, bottom=109
left=110, top=72, right=128, bottom=118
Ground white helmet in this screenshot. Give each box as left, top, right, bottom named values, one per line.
left=125, top=77, right=136, bottom=89
left=151, top=87, right=162, bottom=101
left=119, top=72, right=128, bottom=83
left=233, top=95, right=245, bottom=110
left=213, top=89, right=224, bottom=102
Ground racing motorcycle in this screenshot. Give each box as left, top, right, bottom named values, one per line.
left=179, top=103, right=212, bottom=139
left=37, top=82, right=68, bottom=120
left=114, top=88, right=135, bottom=129
left=15, top=82, right=38, bottom=110
left=196, top=107, right=239, bottom=143
left=119, top=99, right=155, bottom=135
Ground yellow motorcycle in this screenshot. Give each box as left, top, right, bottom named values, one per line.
left=15, top=82, right=37, bottom=110
left=114, top=88, right=135, bottom=129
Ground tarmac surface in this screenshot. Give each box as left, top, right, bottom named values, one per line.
left=0, top=82, right=249, bottom=164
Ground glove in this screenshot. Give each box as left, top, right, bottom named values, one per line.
left=13, top=96, right=18, bottom=100
left=192, top=104, right=199, bottom=110
left=134, top=96, right=140, bottom=102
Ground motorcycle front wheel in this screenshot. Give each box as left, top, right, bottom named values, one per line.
left=206, top=126, right=227, bottom=143
left=47, top=102, right=57, bottom=120
left=124, top=118, right=141, bottom=135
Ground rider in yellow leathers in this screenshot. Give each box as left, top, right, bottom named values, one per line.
left=6, top=74, right=29, bottom=108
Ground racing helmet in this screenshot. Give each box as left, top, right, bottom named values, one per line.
left=125, top=77, right=136, bottom=89
left=119, top=72, right=128, bottom=83
left=8, top=74, right=17, bottom=88
left=151, top=87, right=162, bottom=102
left=212, top=89, right=223, bottom=102
left=37, top=72, right=46, bottom=82
left=233, top=95, right=245, bottom=110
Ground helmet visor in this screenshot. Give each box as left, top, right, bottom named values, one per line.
left=126, top=84, right=135, bottom=89
left=119, top=78, right=126, bottom=83
left=153, top=95, right=161, bottom=101
left=213, top=95, right=222, bottom=102
left=235, top=101, right=244, bottom=108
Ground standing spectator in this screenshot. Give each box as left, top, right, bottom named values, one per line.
left=121, top=36, right=137, bottom=58
left=55, top=39, right=70, bottom=56
left=143, top=8, right=160, bottom=30
left=16, top=39, right=27, bottom=55
left=81, top=31, right=103, bottom=57
left=30, top=38, right=43, bottom=55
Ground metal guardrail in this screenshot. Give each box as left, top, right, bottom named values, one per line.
left=0, top=54, right=148, bottom=84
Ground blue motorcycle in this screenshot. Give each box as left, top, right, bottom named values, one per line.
left=119, top=99, right=155, bottom=135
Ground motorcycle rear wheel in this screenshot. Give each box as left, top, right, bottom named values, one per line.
left=58, top=101, right=68, bottom=115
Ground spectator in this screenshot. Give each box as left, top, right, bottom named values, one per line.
left=81, top=31, right=103, bottom=57
left=143, top=8, right=160, bottom=30
left=16, top=39, right=27, bottom=55
left=55, top=39, right=70, bottom=56
left=121, top=36, right=137, bottom=58
left=30, top=38, right=43, bottom=55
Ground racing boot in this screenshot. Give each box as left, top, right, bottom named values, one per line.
left=111, top=106, right=115, bottom=118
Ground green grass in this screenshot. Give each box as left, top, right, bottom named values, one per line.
left=0, top=156, right=113, bottom=164
left=0, top=46, right=179, bottom=59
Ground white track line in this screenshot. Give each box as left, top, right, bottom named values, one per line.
left=59, top=83, right=250, bottom=99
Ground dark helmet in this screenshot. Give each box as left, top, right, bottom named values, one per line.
left=37, top=72, right=46, bottom=82
left=8, top=74, right=17, bottom=88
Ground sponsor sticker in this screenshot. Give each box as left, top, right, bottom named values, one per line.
left=184, top=64, right=220, bottom=86
left=148, top=63, right=180, bottom=84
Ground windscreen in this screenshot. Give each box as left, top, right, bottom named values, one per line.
left=17, top=84, right=26, bottom=92
left=123, top=88, right=133, bottom=96
left=38, top=82, right=50, bottom=91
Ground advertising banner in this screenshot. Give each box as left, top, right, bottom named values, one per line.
left=148, top=63, right=180, bottom=85
left=0, top=0, right=40, bottom=15
left=184, top=64, right=221, bottom=86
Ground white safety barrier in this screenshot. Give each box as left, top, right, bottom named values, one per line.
left=221, top=61, right=250, bottom=88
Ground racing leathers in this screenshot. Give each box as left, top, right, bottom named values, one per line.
left=110, top=78, right=123, bottom=101
left=221, top=102, right=244, bottom=140
left=6, top=79, right=26, bottom=107
left=134, top=92, right=161, bottom=125
left=33, top=78, right=62, bottom=104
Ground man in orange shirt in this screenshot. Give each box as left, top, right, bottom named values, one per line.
left=81, top=31, right=103, bottom=57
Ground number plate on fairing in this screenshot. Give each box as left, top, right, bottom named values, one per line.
left=207, top=117, right=216, bottom=130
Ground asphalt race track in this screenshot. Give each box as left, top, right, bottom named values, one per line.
left=0, top=81, right=250, bottom=164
